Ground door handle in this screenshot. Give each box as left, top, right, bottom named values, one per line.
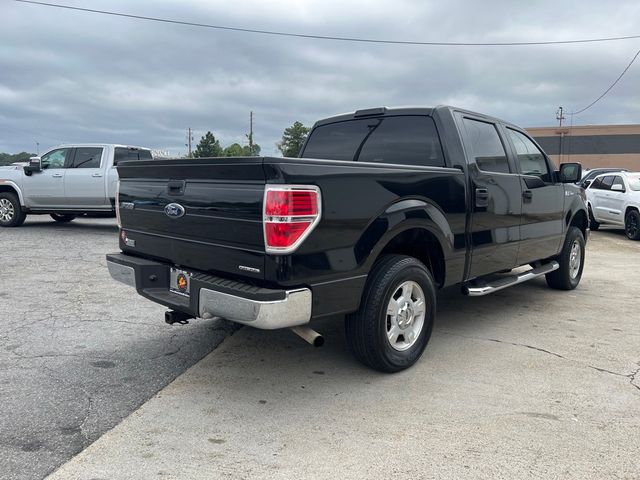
left=522, top=190, right=533, bottom=202
left=91, top=173, right=103, bottom=178
left=475, top=188, right=489, bottom=207
left=51, top=173, right=63, bottom=178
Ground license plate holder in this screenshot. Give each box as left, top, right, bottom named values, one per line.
left=170, top=268, right=192, bottom=297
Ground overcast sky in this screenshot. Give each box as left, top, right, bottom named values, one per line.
left=1, top=0, right=639, bottom=156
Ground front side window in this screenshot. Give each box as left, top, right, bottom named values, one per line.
left=600, top=176, right=614, bottom=190
left=507, top=129, right=551, bottom=182
left=71, top=147, right=103, bottom=168
left=590, top=177, right=603, bottom=190
left=462, top=118, right=510, bottom=174
left=40, top=148, right=70, bottom=169
left=301, top=115, right=445, bottom=167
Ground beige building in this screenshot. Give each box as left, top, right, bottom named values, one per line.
left=526, top=124, right=640, bottom=171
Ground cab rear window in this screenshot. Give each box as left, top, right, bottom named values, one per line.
left=301, top=115, right=445, bottom=167
left=114, top=148, right=153, bottom=165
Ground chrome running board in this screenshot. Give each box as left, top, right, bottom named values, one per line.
left=463, top=261, right=559, bottom=297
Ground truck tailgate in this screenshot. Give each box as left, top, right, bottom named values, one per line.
left=116, top=158, right=266, bottom=280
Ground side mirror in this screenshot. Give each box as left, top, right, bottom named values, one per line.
left=611, top=184, right=625, bottom=192
left=559, top=162, right=582, bottom=183
left=23, top=156, right=42, bottom=176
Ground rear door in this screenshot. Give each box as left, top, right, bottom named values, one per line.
left=21, top=147, right=71, bottom=208
left=64, top=147, right=107, bottom=207
left=504, top=128, right=565, bottom=263
left=458, top=115, right=522, bottom=279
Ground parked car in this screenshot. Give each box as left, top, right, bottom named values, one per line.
left=579, top=167, right=628, bottom=188
left=586, top=171, right=640, bottom=240
left=0, top=144, right=152, bottom=227
left=106, top=106, right=587, bottom=372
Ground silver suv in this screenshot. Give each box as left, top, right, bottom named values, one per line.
left=0, top=144, right=151, bottom=227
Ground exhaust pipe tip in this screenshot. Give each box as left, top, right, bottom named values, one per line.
left=291, top=326, right=324, bottom=347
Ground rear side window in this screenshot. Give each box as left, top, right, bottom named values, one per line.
left=302, top=116, right=445, bottom=167
left=71, top=147, right=103, bottom=168
left=611, top=176, right=625, bottom=191
left=114, top=148, right=153, bottom=165
left=462, top=118, right=510, bottom=174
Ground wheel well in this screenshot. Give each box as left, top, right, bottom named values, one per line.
left=625, top=206, right=639, bottom=218
left=0, top=185, right=21, bottom=201
left=377, top=228, right=445, bottom=288
left=570, top=210, right=588, bottom=237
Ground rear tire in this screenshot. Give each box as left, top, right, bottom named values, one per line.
left=625, top=210, right=640, bottom=240
left=345, top=255, right=436, bottom=373
left=546, top=226, right=585, bottom=290
left=0, top=192, right=26, bottom=227
left=588, top=206, right=599, bottom=231
left=50, top=213, right=76, bottom=223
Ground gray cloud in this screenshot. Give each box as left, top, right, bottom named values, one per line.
left=1, top=0, right=639, bottom=155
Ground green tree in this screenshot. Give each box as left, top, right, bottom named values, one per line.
left=193, top=131, right=223, bottom=158
left=0, top=152, right=36, bottom=166
left=223, top=143, right=262, bottom=157
left=223, top=143, right=244, bottom=157
left=277, top=121, right=310, bottom=157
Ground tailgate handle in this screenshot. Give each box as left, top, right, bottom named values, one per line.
left=168, top=180, right=185, bottom=195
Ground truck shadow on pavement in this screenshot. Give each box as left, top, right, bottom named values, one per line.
left=195, top=277, right=563, bottom=387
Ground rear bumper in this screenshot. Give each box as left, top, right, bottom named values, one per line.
left=106, top=253, right=312, bottom=329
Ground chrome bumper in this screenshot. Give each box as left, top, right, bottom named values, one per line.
left=107, top=260, right=136, bottom=287
left=106, top=258, right=312, bottom=330
left=198, top=287, right=312, bottom=330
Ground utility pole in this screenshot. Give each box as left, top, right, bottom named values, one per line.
left=248, top=111, right=254, bottom=155
left=556, top=106, right=565, bottom=127
left=36, top=141, right=39, bottom=155
left=185, top=128, right=193, bottom=158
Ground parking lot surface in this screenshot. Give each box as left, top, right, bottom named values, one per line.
left=46, top=228, right=640, bottom=479
left=0, top=217, right=232, bottom=480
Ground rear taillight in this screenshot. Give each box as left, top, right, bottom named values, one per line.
left=263, top=185, right=321, bottom=254
left=115, top=180, right=121, bottom=228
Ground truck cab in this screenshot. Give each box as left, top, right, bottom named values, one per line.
left=0, top=144, right=152, bottom=227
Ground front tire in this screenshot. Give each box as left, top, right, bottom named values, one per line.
left=546, top=226, right=585, bottom=290
left=345, top=255, right=436, bottom=373
left=0, top=192, right=26, bottom=227
left=624, top=210, right=640, bottom=240
left=50, top=213, right=76, bottom=223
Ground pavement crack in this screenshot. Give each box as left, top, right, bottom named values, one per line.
left=485, top=338, right=565, bottom=359
left=439, top=331, right=640, bottom=394
left=438, top=331, right=565, bottom=359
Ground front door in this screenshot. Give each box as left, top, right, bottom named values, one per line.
left=458, top=115, right=522, bottom=280
left=63, top=147, right=107, bottom=208
left=504, top=128, right=565, bottom=264
left=21, top=147, right=71, bottom=208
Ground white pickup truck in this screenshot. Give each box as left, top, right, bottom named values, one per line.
left=0, top=144, right=152, bottom=227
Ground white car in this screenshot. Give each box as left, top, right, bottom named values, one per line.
left=586, top=171, right=640, bottom=240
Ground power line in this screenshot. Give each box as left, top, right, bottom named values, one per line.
left=14, top=0, right=640, bottom=47
left=571, top=48, right=640, bottom=115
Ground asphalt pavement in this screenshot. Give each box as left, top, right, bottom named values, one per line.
left=0, top=217, right=233, bottom=480
left=45, top=227, right=640, bottom=480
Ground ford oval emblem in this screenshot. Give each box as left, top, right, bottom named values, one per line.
left=164, top=203, right=185, bottom=219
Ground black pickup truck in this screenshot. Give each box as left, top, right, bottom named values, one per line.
left=107, top=106, right=587, bottom=372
